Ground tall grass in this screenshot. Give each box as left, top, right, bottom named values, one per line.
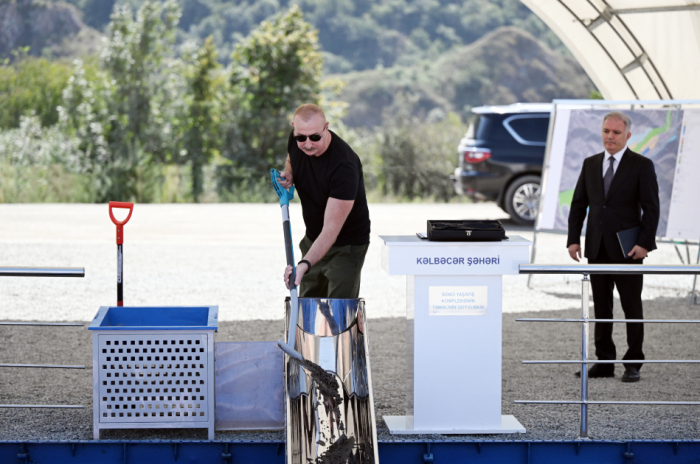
left=0, top=161, right=278, bottom=203
left=0, top=114, right=468, bottom=203
left=0, top=163, right=93, bottom=203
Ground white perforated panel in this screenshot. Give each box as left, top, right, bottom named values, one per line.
left=97, top=334, right=210, bottom=423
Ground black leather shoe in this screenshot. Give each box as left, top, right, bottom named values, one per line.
left=622, top=367, right=640, bottom=383
left=575, top=364, right=615, bottom=378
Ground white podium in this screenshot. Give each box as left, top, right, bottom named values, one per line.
left=380, top=235, right=531, bottom=435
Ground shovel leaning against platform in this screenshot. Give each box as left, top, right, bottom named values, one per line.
left=108, top=201, right=134, bottom=307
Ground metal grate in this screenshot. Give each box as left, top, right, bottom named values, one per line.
left=97, top=334, right=209, bottom=423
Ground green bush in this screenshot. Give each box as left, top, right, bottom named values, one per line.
left=0, top=56, right=76, bottom=129
left=334, top=104, right=464, bottom=202
left=0, top=114, right=91, bottom=202
left=377, top=106, right=463, bottom=201
left=0, top=114, right=81, bottom=168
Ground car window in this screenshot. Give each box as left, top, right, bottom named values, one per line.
left=503, top=115, right=549, bottom=146
left=476, top=115, right=510, bottom=141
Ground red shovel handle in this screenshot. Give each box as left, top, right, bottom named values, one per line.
left=108, top=201, right=134, bottom=245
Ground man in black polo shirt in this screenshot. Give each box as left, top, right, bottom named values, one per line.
left=278, top=103, right=371, bottom=298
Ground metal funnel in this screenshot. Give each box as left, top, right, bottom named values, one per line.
left=284, top=298, right=379, bottom=464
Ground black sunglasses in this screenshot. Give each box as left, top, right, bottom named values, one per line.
left=294, top=126, right=326, bottom=143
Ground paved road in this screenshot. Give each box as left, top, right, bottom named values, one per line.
left=0, top=203, right=695, bottom=321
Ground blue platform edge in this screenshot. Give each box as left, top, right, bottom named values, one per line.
left=2, top=440, right=700, bottom=464
left=88, top=306, right=218, bottom=331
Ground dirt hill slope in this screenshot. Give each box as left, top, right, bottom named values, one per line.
left=0, top=0, right=101, bottom=60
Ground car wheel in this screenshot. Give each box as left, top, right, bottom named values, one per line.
left=504, top=175, right=540, bottom=225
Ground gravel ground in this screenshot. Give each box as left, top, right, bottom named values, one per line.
left=1, top=296, right=699, bottom=442
left=1, top=203, right=698, bottom=442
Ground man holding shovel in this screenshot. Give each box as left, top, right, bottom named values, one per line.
left=278, top=103, right=371, bottom=298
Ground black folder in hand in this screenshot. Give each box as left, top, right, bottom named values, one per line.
left=617, top=226, right=641, bottom=259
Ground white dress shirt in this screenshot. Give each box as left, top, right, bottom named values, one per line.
left=602, top=146, right=626, bottom=177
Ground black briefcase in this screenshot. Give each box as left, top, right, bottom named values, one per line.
left=427, top=220, right=507, bottom=241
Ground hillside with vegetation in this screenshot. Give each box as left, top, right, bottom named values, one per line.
left=338, top=26, right=593, bottom=127
left=0, top=0, right=595, bottom=204
left=0, top=0, right=101, bottom=59
left=0, top=0, right=594, bottom=127
left=57, top=0, right=569, bottom=69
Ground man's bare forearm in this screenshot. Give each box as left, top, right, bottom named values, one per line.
left=284, top=155, right=292, bottom=177
left=278, top=154, right=294, bottom=188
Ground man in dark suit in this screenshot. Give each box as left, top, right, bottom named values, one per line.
left=567, top=111, right=660, bottom=383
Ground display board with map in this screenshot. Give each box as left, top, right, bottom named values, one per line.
left=538, top=106, right=700, bottom=241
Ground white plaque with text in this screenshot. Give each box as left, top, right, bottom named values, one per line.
left=428, top=286, right=487, bottom=316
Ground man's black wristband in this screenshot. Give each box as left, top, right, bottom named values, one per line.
left=298, top=259, right=311, bottom=270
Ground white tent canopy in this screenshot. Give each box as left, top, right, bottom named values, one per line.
left=520, top=0, right=700, bottom=100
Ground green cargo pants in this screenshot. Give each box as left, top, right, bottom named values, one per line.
left=298, top=235, right=369, bottom=299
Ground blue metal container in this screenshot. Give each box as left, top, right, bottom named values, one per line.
left=89, top=306, right=218, bottom=331
left=89, top=306, right=218, bottom=440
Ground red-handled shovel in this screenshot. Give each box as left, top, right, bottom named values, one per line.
left=108, top=201, right=134, bottom=307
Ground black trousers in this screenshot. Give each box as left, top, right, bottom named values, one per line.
left=298, top=235, right=369, bottom=299
left=589, top=241, right=645, bottom=371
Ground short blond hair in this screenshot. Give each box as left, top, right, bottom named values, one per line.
left=293, top=103, right=326, bottom=123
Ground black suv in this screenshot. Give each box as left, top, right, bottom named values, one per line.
left=451, top=103, right=551, bottom=225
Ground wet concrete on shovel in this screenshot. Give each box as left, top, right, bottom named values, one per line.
left=316, top=434, right=356, bottom=464
left=299, top=358, right=350, bottom=463
left=299, top=358, right=344, bottom=417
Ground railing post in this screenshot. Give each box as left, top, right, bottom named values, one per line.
left=691, top=242, right=700, bottom=307
left=580, top=274, right=590, bottom=438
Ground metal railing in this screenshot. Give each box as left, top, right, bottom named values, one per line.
left=0, top=267, right=85, bottom=277
left=1, top=266, right=86, bottom=409
left=516, top=264, right=700, bottom=438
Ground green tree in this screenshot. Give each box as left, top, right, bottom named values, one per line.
left=378, top=96, right=461, bottom=201
left=58, top=59, right=111, bottom=177
left=182, top=36, right=222, bottom=202
left=0, top=54, right=75, bottom=129
left=61, top=0, right=182, bottom=202
left=102, top=0, right=181, bottom=162
left=219, top=5, right=323, bottom=192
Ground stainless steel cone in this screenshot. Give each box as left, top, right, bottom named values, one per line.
left=285, top=298, right=379, bottom=464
